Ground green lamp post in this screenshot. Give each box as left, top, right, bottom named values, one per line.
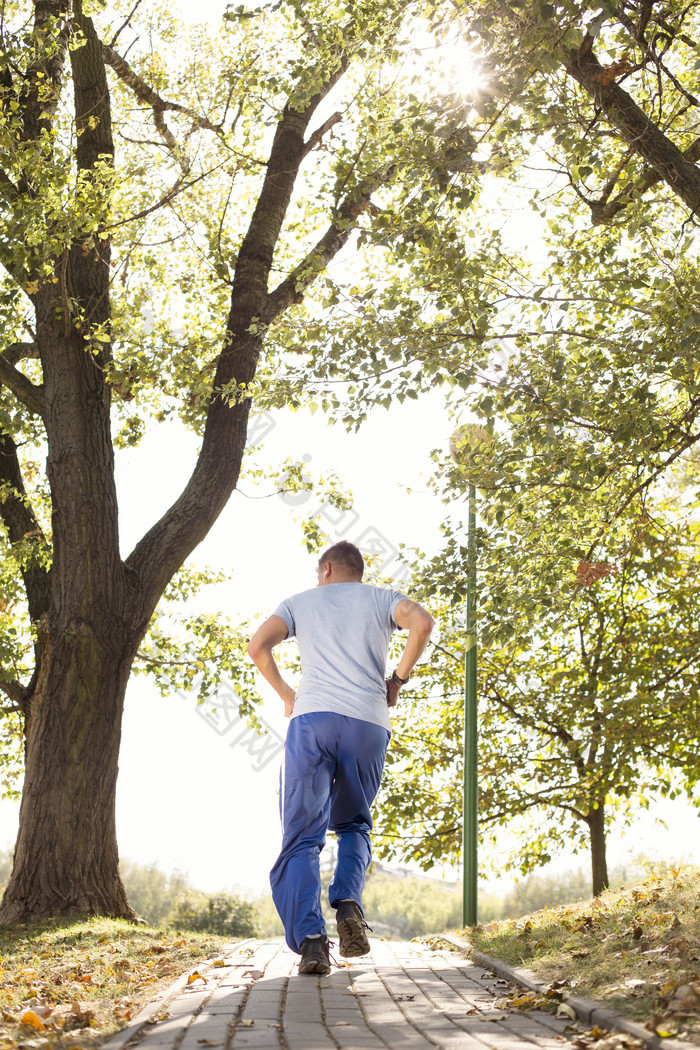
left=450, top=425, right=490, bottom=928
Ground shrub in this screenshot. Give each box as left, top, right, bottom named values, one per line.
left=169, top=891, right=259, bottom=937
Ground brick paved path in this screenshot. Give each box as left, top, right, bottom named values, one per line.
left=109, top=938, right=577, bottom=1050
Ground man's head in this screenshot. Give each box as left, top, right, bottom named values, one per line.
left=317, top=541, right=364, bottom=586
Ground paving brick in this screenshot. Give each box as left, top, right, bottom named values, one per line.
left=283, top=1021, right=337, bottom=1046
left=206, top=990, right=246, bottom=1012
left=283, top=1002, right=323, bottom=1024
left=163, top=990, right=212, bottom=1016
left=230, top=1024, right=283, bottom=1047
left=134, top=1036, right=181, bottom=1049
left=240, top=1002, right=281, bottom=1021
left=178, top=1017, right=231, bottom=1050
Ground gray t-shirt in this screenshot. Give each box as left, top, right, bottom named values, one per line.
left=273, top=582, right=406, bottom=730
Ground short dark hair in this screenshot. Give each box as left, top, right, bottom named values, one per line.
left=318, top=541, right=364, bottom=579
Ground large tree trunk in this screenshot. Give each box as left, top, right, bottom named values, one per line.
left=585, top=800, right=609, bottom=897
left=0, top=618, right=137, bottom=922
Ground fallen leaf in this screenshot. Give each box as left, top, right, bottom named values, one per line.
left=188, top=972, right=207, bottom=985
left=239, top=1019, right=254, bottom=1026
left=65, top=1007, right=95, bottom=1029
left=242, top=969, right=264, bottom=979
left=556, top=1003, right=577, bottom=1021
left=480, top=1011, right=508, bottom=1020
left=20, top=1011, right=46, bottom=1032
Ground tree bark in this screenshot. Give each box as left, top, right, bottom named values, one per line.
left=584, top=800, right=609, bottom=897
left=0, top=617, right=137, bottom=922
left=562, top=37, right=700, bottom=217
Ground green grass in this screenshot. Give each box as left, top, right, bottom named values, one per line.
left=457, top=867, right=700, bottom=1040
left=0, top=916, right=232, bottom=1048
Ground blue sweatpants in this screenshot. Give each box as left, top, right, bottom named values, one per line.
left=270, top=711, right=390, bottom=954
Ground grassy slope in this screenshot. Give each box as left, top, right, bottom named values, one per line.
left=0, top=916, right=232, bottom=1048
left=459, top=868, right=700, bottom=1041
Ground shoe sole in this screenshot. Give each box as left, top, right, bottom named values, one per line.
left=298, top=959, right=330, bottom=975
left=337, top=916, right=370, bottom=957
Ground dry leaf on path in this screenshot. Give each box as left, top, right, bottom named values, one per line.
left=556, top=1003, right=577, bottom=1020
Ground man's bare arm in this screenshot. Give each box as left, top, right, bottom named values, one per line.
left=387, top=599, right=434, bottom=707
left=247, top=615, right=296, bottom=717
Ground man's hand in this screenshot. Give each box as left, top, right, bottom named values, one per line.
left=386, top=676, right=402, bottom=707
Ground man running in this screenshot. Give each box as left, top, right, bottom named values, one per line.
left=247, top=540, right=434, bottom=975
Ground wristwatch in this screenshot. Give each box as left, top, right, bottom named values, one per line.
left=391, top=670, right=410, bottom=686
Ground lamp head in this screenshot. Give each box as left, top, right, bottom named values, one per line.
left=449, top=424, right=491, bottom=463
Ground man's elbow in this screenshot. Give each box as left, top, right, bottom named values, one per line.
left=413, top=610, right=434, bottom=639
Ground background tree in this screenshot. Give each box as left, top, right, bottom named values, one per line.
left=374, top=514, right=700, bottom=895
left=0, top=0, right=493, bottom=922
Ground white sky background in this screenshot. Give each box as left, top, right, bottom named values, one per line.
left=0, top=0, right=698, bottom=903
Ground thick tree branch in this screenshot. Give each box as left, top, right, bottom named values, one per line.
left=302, top=112, right=342, bottom=159
left=152, top=106, right=189, bottom=173
left=4, top=342, right=39, bottom=365
left=72, top=3, right=114, bottom=173
left=263, top=171, right=386, bottom=325
left=588, top=138, right=700, bottom=224
left=108, top=0, right=144, bottom=48
left=0, top=354, right=46, bottom=417
left=101, top=40, right=223, bottom=169
left=0, top=681, right=27, bottom=708
left=126, top=56, right=350, bottom=625
left=562, top=35, right=700, bottom=216
left=20, top=0, right=71, bottom=147
left=0, top=429, right=52, bottom=626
